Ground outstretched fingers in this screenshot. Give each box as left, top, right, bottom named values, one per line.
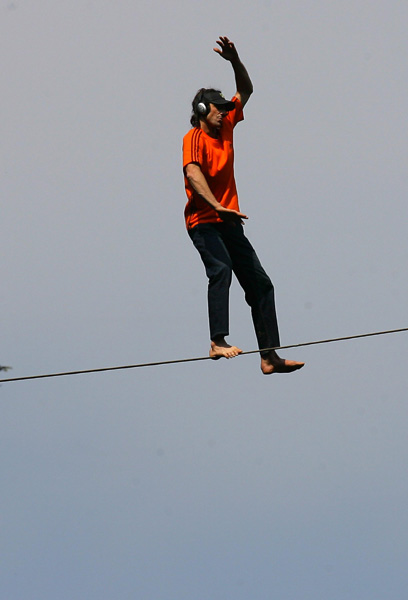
left=213, top=36, right=238, bottom=60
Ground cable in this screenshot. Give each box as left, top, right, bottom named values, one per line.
left=1, top=326, right=407, bottom=384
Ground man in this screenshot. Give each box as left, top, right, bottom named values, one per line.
left=183, top=36, right=304, bottom=374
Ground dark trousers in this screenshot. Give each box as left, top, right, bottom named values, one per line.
left=188, top=222, right=280, bottom=355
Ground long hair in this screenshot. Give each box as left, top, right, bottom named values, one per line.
left=190, top=88, right=222, bottom=128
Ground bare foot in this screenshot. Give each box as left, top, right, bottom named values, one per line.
left=261, top=350, right=305, bottom=375
left=210, top=337, right=243, bottom=360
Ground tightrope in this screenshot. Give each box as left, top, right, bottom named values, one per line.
left=1, top=327, right=407, bottom=383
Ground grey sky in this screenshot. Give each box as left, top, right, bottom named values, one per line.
left=2, top=1, right=408, bottom=598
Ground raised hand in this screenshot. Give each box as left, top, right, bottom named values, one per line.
left=213, top=36, right=239, bottom=62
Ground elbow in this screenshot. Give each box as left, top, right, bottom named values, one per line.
left=185, top=163, right=200, bottom=183
left=246, top=83, right=254, bottom=97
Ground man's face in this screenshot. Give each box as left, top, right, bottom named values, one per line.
left=206, top=103, right=228, bottom=131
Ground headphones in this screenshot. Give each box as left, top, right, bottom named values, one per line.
left=196, top=92, right=210, bottom=116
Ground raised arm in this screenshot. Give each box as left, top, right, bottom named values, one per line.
left=213, top=36, right=253, bottom=107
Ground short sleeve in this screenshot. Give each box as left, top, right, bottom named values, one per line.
left=226, top=95, right=244, bottom=128
left=183, top=128, right=205, bottom=170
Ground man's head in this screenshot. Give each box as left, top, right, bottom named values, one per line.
left=190, top=88, right=235, bottom=128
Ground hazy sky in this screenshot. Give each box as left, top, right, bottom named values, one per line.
left=2, top=1, right=408, bottom=598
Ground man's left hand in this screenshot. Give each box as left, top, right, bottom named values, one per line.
left=217, top=206, right=248, bottom=225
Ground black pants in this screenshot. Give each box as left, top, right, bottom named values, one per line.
left=188, top=222, right=280, bottom=355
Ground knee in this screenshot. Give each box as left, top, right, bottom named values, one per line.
left=262, top=276, right=274, bottom=295
left=245, top=274, right=274, bottom=305
left=209, top=261, right=232, bottom=286
left=256, top=269, right=274, bottom=294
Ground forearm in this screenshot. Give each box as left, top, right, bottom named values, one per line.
left=185, top=163, right=249, bottom=222
left=231, top=57, right=253, bottom=98
left=185, top=165, right=222, bottom=211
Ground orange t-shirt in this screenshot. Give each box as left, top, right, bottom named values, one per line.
left=183, top=96, right=244, bottom=229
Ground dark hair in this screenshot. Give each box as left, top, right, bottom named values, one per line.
left=190, top=87, right=222, bottom=127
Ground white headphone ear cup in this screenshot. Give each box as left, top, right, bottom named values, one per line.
left=197, top=101, right=207, bottom=115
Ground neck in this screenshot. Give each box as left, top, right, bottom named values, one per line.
left=199, top=120, right=219, bottom=139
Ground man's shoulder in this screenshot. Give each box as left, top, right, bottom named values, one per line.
left=184, top=127, right=203, bottom=139
left=183, top=127, right=206, bottom=166
left=183, top=127, right=205, bottom=148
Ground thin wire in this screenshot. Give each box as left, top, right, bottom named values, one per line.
left=1, top=326, right=407, bottom=383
